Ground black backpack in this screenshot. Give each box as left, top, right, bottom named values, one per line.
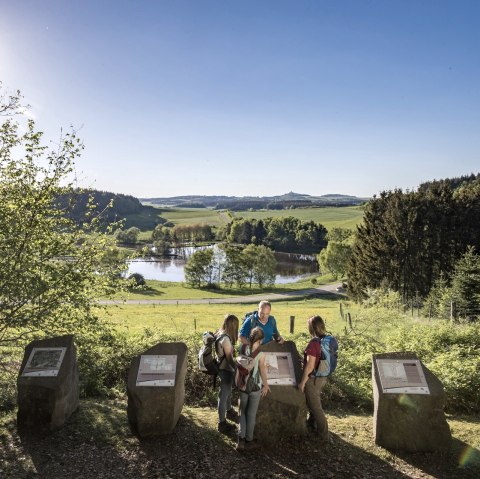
left=198, top=331, right=228, bottom=375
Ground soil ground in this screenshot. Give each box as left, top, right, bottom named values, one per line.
left=1, top=399, right=479, bottom=479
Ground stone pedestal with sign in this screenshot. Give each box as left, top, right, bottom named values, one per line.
left=253, top=340, right=308, bottom=442
left=372, top=352, right=451, bottom=452
left=127, top=342, right=187, bottom=437
left=17, top=335, right=79, bottom=430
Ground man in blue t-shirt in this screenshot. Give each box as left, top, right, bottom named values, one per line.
left=239, top=300, right=285, bottom=345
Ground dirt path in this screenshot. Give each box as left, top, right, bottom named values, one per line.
left=100, top=284, right=343, bottom=305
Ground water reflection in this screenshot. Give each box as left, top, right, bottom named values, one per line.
left=127, top=245, right=318, bottom=284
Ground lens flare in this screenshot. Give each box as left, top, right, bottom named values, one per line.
left=397, top=394, right=418, bottom=411
left=458, top=445, right=480, bottom=468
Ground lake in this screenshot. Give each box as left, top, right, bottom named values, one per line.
left=126, top=245, right=318, bottom=284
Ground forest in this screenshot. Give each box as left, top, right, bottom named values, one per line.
left=348, top=174, right=480, bottom=318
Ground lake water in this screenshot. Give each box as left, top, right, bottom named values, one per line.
left=126, top=246, right=318, bottom=284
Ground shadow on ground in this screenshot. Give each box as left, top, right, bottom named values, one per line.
left=1, top=400, right=478, bottom=479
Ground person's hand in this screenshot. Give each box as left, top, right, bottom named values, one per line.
left=261, top=384, right=271, bottom=397
left=278, top=336, right=285, bottom=345
left=298, top=380, right=306, bottom=393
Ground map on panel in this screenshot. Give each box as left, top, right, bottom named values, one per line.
left=22, top=347, right=67, bottom=377
left=136, top=355, right=177, bottom=386
left=265, top=352, right=296, bottom=386
left=376, top=359, right=430, bottom=394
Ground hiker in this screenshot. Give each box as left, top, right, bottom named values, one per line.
left=216, top=314, right=239, bottom=434
left=239, top=300, right=284, bottom=345
left=236, top=326, right=270, bottom=450
left=298, top=315, right=330, bottom=441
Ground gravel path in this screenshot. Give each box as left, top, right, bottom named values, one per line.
left=99, top=284, right=344, bottom=305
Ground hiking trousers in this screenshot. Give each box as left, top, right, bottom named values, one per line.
left=218, top=369, right=234, bottom=422
left=238, top=390, right=261, bottom=442
left=304, top=376, right=329, bottom=440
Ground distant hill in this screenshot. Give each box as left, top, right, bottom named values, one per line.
left=140, top=192, right=369, bottom=210
left=57, top=189, right=166, bottom=230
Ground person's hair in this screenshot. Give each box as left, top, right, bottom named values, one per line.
left=258, top=300, right=271, bottom=310
left=221, top=314, right=239, bottom=345
left=307, top=315, right=326, bottom=337
left=249, top=326, right=264, bottom=347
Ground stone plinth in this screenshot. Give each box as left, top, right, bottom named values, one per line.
left=127, top=342, right=187, bottom=437
left=253, top=340, right=308, bottom=442
left=17, top=335, right=79, bottom=430
left=372, top=352, right=451, bottom=452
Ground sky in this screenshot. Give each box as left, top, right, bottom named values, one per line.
left=1, top=0, right=479, bottom=199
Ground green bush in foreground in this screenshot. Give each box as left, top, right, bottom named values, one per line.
left=1, top=312, right=478, bottom=414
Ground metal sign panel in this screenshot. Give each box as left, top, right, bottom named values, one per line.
left=22, top=347, right=67, bottom=377
left=136, top=355, right=177, bottom=386
left=376, top=358, right=430, bottom=394
left=265, top=352, right=296, bottom=386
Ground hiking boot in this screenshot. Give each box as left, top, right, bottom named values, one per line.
left=244, top=439, right=259, bottom=450
left=236, top=437, right=245, bottom=451
left=306, top=416, right=317, bottom=432
left=226, top=408, right=239, bottom=423
left=218, top=420, right=236, bottom=434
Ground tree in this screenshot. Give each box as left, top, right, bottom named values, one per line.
left=0, top=84, right=126, bottom=359
left=242, top=244, right=276, bottom=288
left=318, top=241, right=352, bottom=279
left=184, top=248, right=215, bottom=287
left=152, top=225, right=172, bottom=256
left=450, top=247, right=480, bottom=319
left=115, top=226, right=140, bottom=244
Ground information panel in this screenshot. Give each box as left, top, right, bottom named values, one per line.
left=376, top=358, right=430, bottom=394
left=265, top=352, right=296, bottom=386
left=22, top=347, right=67, bottom=377
left=136, top=355, right=177, bottom=387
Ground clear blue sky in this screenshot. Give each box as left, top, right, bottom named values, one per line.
left=1, top=0, right=479, bottom=198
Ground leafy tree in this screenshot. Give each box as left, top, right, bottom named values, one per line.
left=318, top=241, right=352, bottom=279
left=220, top=244, right=247, bottom=288
left=242, top=244, right=276, bottom=288
left=152, top=225, right=172, bottom=256
left=0, top=84, right=126, bottom=359
left=115, top=226, right=140, bottom=244
left=184, top=248, right=215, bottom=287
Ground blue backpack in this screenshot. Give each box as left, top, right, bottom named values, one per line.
left=313, top=335, right=338, bottom=377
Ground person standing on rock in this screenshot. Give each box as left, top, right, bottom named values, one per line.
left=298, top=315, right=330, bottom=441
left=236, top=326, right=271, bottom=450
left=239, top=300, right=284, bottom=345
left=215, top=314, right=240, bottom=434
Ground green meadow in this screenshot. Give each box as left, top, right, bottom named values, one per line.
left=158, top=207, right=229, bottom=227
left=136, top=205, right=364, bottom=234
left=99, top=296, right=347, bottom=335
left=232, top=205, right=365, bottom=230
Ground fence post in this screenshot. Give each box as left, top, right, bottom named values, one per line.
left=289, top=316, right=295, bottom=334
left=347, top=312, right=352, bottom=329
left=339, top=303, right=344, bottom=321
left=194, top=318, right=197, bottom=331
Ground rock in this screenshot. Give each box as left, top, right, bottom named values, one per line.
left=253, top=340, right=308, bottom=442
left=17, top=335, right=79, bottom=430
left=127, top=341, right=187, bottom=437
left=372, top=351, right=451, bottom=452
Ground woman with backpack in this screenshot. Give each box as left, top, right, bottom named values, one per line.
left=236, top=326, right=271, bottom=450
left=298, top=315, right=329, bottom=441
left=215, top=314, right=239, bottom=434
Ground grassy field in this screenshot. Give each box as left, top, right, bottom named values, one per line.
left=232, top=205, right=365, bottom=230
left=134, top=206, right=364, bottom=236
left=157, top=207, right=229, bottom=227
left=100, top=295, right=348, bottom=335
